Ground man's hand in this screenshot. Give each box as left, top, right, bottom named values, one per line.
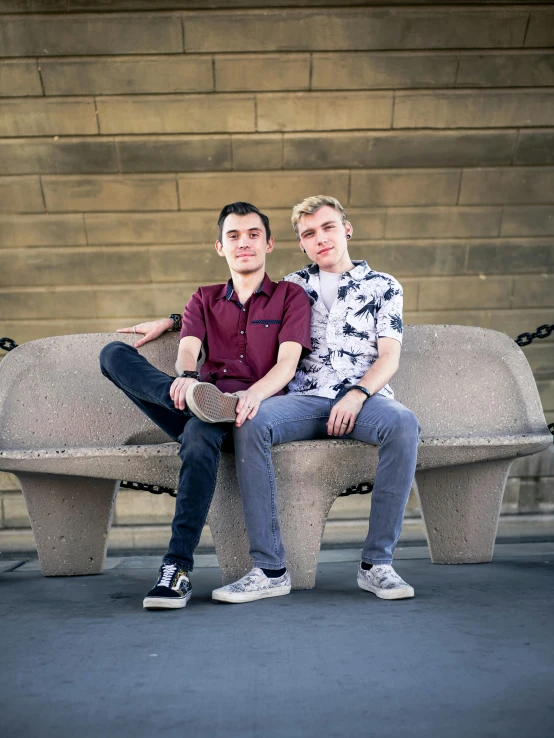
left=234, top=389, right=264, bottom=428
left=170, top=377, right=198, bottom=411
left=117, top=318, right=174, bottom=348
left=327, top=391, right=365, bottom=437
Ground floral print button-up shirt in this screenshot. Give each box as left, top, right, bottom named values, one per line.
left=284, top=260, right=403, bottom=399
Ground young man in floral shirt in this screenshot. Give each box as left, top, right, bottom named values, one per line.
left=213, top=196, right=420, bottom=603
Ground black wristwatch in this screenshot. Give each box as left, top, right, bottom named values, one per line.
left=169, top=313, right=182, bottom=332
left=180, top=370, right=199, bottom=379
left=347, top=385, right=372, bottom=400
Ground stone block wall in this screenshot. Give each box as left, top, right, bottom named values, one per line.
left=0, top=1, right=552, bottom=550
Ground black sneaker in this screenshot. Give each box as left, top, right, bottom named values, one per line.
left=143, top=562, right=192, bottom=610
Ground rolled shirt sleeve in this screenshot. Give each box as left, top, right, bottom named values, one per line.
left=180, top=289, right=206, bottom=342
left=277, top=282, right=312, bottom=358
left=375, top=275, right=404, bottom=345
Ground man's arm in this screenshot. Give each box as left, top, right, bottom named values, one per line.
left=234, top=341, right=303, bottom=428
left=327, top=337, right=401, bottom=437
left=170, top=336, right=202, bottom=411
left=117, top=318, right=174, bottom=349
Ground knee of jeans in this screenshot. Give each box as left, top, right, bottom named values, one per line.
left=385, top=407, right=420, bottom=442
left=179, top=424, right=223, bottom=460
left=99, top=341, right=133, bottom=375
left=234, top=409, right=271, bottom=445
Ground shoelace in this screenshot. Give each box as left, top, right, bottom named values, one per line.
left=159, top=564, right=178, bottom=587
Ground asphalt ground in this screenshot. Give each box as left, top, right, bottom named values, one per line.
left=1, top=543, right=553, bottom=738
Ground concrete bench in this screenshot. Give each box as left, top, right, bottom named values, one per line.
left=0, top=327, right=551, bottom=588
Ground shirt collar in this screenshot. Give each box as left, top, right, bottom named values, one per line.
left=344, top=260, right=370, bottom=281
left=303, top=260, right=370, bottom=282
left=217, top=273, right=275, bottom=301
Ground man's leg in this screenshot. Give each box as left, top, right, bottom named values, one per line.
left=164, top=418, right=231, bottom=571
left=99, top=340, right=186, bottom=440
left=100, top=341, right=232, bottom=608
left=347, top=395, right=420, bottom=563
left=348, top=394, right=420, bottom=599
left=211, top=395, right=331, bottom=603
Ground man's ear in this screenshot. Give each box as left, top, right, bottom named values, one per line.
left=215, top=240, right=225, bottom=257
left=298, top=239, right=306, bottom=254
left=345, top=221, right=353, bottom=240
left=265, top=236, right=275, bottom=254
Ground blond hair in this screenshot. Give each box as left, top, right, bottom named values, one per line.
left=291, top=195, right=348, bottom=237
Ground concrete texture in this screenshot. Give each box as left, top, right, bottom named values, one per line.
left=1, top=546, right=553, bottom=738
left=0, top=327, right=551, bottom=579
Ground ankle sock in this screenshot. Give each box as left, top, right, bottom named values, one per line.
left=361, top=562, right=373, bottom=571
left=261, top=567, right=286, bottom=578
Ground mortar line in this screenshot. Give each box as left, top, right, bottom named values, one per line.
left=522, top=12, right=532, bottom=47
left=36, top=57, right=46, bottom=96
left=38, top=175, right=47, bottom=213
left=456, top=168, right=463, bottom=206
left=180, top=14, right=186, bottom=53
left=93, top=96, right=101, bottom=135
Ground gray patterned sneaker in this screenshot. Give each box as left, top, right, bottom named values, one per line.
left=357, top=564, right=414, bottom=600
left=212, top=567, right=291, bottom=604
left=185, top=382, right=238, bottom=423
left=143, top=562, right=192, bottom=609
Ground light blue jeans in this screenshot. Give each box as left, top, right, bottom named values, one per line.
left=233, top=393, right=420, bottom=570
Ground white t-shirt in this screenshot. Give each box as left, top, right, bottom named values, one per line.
left=318, top=270, right=341, bottom=312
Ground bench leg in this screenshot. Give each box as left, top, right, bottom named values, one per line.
left=17, top=472, right=119, bottom=576
left=415, top=459, right=512, bottom=564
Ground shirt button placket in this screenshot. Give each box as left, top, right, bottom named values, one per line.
left=238, top=304, right=247, bottom=363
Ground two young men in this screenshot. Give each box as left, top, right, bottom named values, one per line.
left=103, top=196, right=420, bottom=608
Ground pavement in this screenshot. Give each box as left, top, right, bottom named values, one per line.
left=1, top=542, right=554, bottom=738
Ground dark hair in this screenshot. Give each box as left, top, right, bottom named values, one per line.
left=217, top=202, right=271, bottom=243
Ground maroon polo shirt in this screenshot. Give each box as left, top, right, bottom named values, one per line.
left=180, top=273, right=312, bottom=395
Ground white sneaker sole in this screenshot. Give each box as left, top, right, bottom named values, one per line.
left=143, top=591, right=192, bottom=609
left=212, top=585, right=291, bottom=604
left=357, top=579, right=414, bottom=600
left=185, top=383, right=238, bottom=424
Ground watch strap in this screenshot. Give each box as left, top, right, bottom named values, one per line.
left=169, top=313, right=182, bottom=332
left=347, top=384, right=371, bottom=400
left=180, top=370, right=199, bottom=379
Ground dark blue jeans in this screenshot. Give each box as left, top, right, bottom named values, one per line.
left=99, top=341, right=231, bottom=572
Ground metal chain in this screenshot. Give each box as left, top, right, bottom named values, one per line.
left=119, top=480, right=177, bottom=498
left=515, top=324, right=554, bottom=347
left=339, top=482, right=373, bottom=497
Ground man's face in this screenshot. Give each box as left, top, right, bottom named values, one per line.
left=215, top=212, right=274, bottom=274
left=297, top=206, right=352, bottom=271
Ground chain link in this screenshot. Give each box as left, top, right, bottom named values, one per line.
left=0, top=337, right=18, bottom=352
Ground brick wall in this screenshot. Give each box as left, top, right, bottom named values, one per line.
left=0, top=1, right=552, bottom=548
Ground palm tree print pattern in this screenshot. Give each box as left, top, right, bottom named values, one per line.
left=284, top=261, right=403, bottom=399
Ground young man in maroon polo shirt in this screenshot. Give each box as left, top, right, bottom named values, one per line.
left=132, top=196, right=420, bottom=603
left=100, top=202, right=311, bottom=609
